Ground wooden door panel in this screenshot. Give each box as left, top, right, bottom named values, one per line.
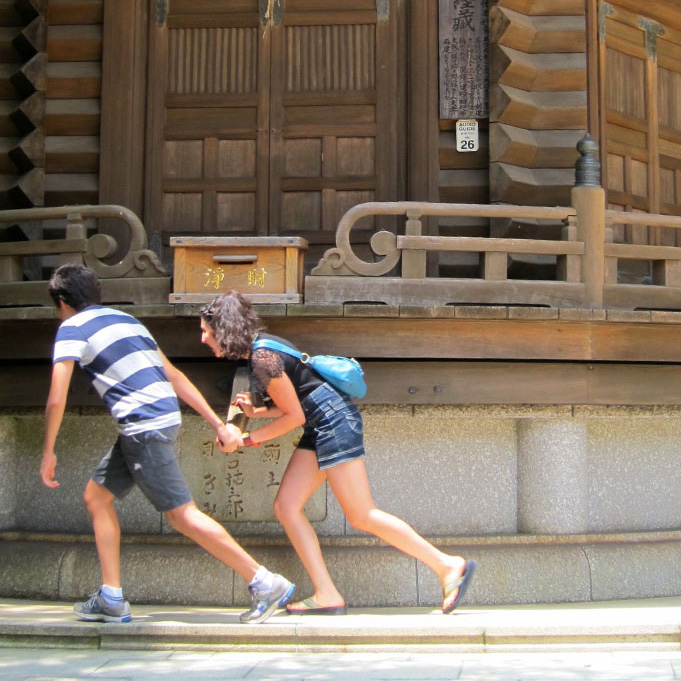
left=270, top=2, right=397, bottom=245
left=146, top=1, right=267, bottom=243
left=166, top=27, right=259, bottom=93
left=596, top=0, right=681, bottom=274
left=165, top=108, right=258, bottom=138
left=604, top=49, right=646, bottom=121
left=657, top=43, right=681, bottom=225
left=658, top=65, right=681, bottom=130
left=283, top=138, right=322, bottom=176
left=601, top=6, right=651, bottom=254
left=147, top=0, right=400, bottom=256
left=599, top=2, right=681, bottom=239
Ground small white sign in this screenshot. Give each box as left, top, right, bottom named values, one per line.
left=456, top=119, right=479, bottom=152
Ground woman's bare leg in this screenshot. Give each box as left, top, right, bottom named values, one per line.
left=327, top=459, right=467, bottom=602
left=273, top=448, right=345, bottom=608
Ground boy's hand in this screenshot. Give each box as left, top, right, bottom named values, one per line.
left=40, top=452, right=59, bottom=488
left=216, top=422, right=242, bottom=453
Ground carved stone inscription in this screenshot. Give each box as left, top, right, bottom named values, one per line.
left=179, top=423, right=326, bottom=522
left=438, top=0, right=489, bottom=119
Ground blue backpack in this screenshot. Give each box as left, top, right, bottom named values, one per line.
left=252, top=338, right=367, bottom=399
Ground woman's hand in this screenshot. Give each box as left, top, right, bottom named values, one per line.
left=232, top=392, right=257, bottom=418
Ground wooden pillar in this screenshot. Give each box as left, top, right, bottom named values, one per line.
left=99, top=0, right=149, bottom=253
left=573, top=185, right=605, bottom=309
left=573, top=135, right=605, bottom=309
left=408, top=0, right=439, bottom=276
left=408, top=0, right=439, bottom=204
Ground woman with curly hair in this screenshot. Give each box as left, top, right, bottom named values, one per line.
left=200, top=291, right=476, bottom=616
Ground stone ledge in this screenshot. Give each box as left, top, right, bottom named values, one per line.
left=3, top=303, right=681, bottom=324
left=9, top=402, right=681, bottom=419
left=3, top=529, right=681, bottom=548
left=3, top=537, right=681, bottom=607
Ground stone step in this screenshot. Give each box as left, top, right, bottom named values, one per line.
left=2, top=597, right=681, bottom=653
left=4, top=535, right=681, bottom=609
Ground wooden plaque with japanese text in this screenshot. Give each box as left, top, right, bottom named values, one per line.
left=438, top=0, right=489, bottom=119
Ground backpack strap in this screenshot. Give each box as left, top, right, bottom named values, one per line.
left=252, top=337, right=304, bottom=360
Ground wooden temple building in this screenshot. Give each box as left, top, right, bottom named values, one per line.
left=2, top=0, right=681, bottom=609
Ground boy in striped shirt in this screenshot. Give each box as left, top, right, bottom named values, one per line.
left=40, top=264, right=294, bottom=624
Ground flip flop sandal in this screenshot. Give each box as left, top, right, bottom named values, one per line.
left=286, top=597, right=348, bottom=616
left=442, top=560, right=477, bottom=614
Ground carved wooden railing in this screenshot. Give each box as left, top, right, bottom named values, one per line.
left=602, top=211, right=681, bottom=310
left=307, top=201, right=585, bottom=308
left=306, top=135, right=681, bottom=310
left=0, top=205, right=169, bottom=307
left=306, top=191, right=681, bottom=310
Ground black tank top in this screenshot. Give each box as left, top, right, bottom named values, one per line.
left=248, top=332, right=324, bottom=408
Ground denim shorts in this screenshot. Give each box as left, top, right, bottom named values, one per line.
left=92, top=425, right=192, bottom=512
left=297, top=383, right=365, bottom=470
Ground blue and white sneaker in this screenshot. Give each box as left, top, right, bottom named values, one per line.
left=239, top=574, right=295, bottom=624
left=73, top=590, right=131, bottom=623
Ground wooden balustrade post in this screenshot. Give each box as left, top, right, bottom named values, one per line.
left=62, top=212, right=86, bottom=266
left=401, top=210, right=426, bottom=279
left=573, top=135, right=605, bottom=308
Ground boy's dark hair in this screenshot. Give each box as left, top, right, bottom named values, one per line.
left=48, top=264, right=102, bottom=311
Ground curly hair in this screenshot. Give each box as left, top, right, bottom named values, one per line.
left=200, top=291, right=264, bottom=359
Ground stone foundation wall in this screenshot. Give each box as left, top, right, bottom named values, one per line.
left=2, top=404, right=681, bottom=606
left=5, top=404, right=681, bottom=536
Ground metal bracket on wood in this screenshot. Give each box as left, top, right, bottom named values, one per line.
left=639, top=18, right=664, bottom=60
left=260, top=0, right=283, bottom=27
left=156, top=0, right=167, bottom=28
left=598, top=2, right=614, bottom=42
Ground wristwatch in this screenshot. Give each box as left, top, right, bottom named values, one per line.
left=242, top=431, right=259, bottom=448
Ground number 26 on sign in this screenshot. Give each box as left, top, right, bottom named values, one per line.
left=456, top=119, right=479, bottom=152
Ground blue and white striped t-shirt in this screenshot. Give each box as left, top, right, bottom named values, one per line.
left=53, top=306, right=181, bottom=435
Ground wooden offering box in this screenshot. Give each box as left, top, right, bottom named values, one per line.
left=170, top=236, right=308, bottom=304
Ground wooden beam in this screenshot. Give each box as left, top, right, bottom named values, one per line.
left=47, top=24, right=101, bottom=61
left=396, top=234, right=584, bottom=255
left=4, top=359, right=681, bottom=408
left=6, top=313, right=681, bottom=364
left=495, top=0, right=585, bottom=15
left=44, top=172, right=98, bottom=205
left=601, top=0, right=681, bottom=32
left=45, top=99, right=99, bottom=136
left=490, top=163, right=574, bottom=205
left=490, top=84, right=587, bottom=129
left=46, top=62, right=100, bottom=98
left=489, top=124, right=582, bottom=167
left=490, top=7, right=586, bottom=53
left=47, top=0, right=103, bottom=25
left=490, top=45, right=586, bottom=91
left=45, top=135, right=99, bottom=173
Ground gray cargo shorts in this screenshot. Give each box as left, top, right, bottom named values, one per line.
left=92, top=425, right=192, bottom=512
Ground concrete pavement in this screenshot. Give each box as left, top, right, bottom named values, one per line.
left=4, top=597, right=681, bottom=679
left=2, top=648, right=681, bottom=680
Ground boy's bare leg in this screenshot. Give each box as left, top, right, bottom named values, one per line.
left=83, top=479, right=122, bottom=587
left=165, top=501, right=259, bottom=581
